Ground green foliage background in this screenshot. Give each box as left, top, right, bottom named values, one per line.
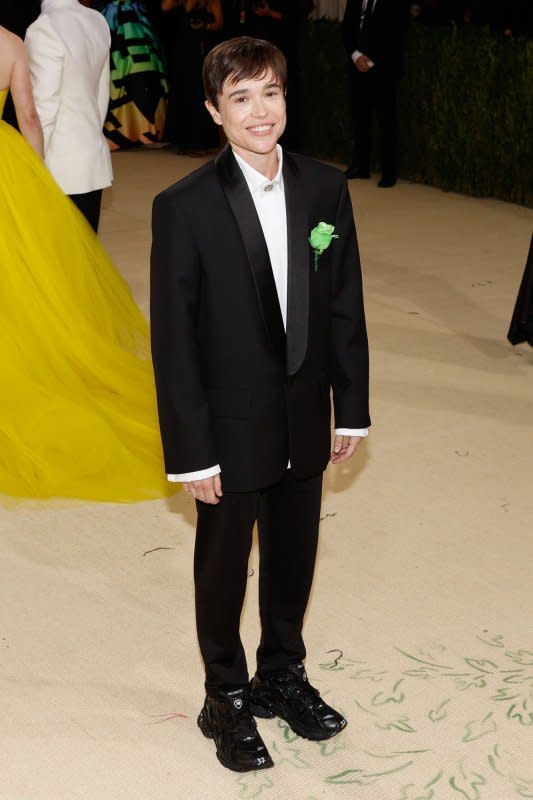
left=297, top=21, right=533, bottom=206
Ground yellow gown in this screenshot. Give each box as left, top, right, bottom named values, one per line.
left=0, top=89, right=174, bottom=502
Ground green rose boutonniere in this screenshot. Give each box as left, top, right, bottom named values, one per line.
left=309, top=222, right=339, bottom=271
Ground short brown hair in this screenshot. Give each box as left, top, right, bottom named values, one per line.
left=203, top=36, right=287, bottom=108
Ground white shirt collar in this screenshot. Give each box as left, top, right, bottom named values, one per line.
left=232, top=145, right=283, bottom=195
left=41, top=0, right=78, bottom=11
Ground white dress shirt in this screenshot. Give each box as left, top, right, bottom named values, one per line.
left=168, top=146, right=368, bottom=483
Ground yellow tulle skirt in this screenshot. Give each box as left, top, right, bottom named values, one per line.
left=0, top=119, right=174, bottom=503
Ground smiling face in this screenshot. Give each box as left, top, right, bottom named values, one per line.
left=206, top=70, right=286, bottom=174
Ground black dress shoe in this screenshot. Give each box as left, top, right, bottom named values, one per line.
left=377, top=175, right=397, bottom=188
left=249, top=664, right=347, bottom=741
left=197, top=687, right=274, bottom=772
left=344, top=165, right=371, bottom=179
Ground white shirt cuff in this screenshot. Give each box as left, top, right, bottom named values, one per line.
left=167, top=465, right=221, bottom=483
left=335, top=428, right=369, bottom=437
left=352, top=51, right=374, bottom=67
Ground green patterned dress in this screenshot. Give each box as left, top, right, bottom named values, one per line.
left=100, top=0, right=168, bottom=149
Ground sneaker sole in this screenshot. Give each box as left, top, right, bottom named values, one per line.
left=197, top=710, right=275, bottom=772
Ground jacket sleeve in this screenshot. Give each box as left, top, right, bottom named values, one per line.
left=25, top=20, right=64, bottom=155
left=97, top=25, right=111, bottom=128
left=329, top=177, right=371, bottom=430
left=341, top=0, right=359, bottom=56
left=150, top=192, right=218, bottom=474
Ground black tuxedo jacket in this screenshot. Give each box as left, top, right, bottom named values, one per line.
left=150, top=146, right=370, bottom=492
left=342, top=0, right=409, bottom=76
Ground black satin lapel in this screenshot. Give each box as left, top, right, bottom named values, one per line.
left=283, top=153, right=309, bottom=376
left=215, top=146, right=286, bottom=362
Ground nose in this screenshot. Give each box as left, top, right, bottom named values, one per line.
left=250, top=97, right=268, bottom=118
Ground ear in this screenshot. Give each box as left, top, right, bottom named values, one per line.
left=205, top=99, right=222, bottom=126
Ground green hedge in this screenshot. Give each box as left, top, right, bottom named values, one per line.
left=297, top=20, right=533, bottom=206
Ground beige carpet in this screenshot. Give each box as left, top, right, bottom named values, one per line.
left=1, top=148, right=532, bottom=800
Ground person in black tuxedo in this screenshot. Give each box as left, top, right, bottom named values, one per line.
left=150, top=36, right=370, bottom=772
left=342, top=0, right=409, bottom=187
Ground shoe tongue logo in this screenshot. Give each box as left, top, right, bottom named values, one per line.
left=227, top=689, right=244, bottom=710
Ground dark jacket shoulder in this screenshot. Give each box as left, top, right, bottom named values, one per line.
left=154, top=149, right=347, bottom=214
left=285, top=150, right=346, bottom=187
left=153, top=159, right=219, bottom=208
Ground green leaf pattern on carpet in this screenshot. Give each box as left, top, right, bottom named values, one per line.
left=233, top=632, right=533, bottom=798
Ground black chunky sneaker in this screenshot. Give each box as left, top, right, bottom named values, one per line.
left=249, top=663, right=347, bottom=741
left=197, top=687, right=274, bottom=772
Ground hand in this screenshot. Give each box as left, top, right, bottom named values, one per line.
left=330, top=435, right=362, bottom=464
left=183, top=474, right=223, bottom=504
left=355, top=54, right=373, bottom=72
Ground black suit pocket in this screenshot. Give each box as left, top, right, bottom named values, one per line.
left=207, top=388, right=251, bottom=419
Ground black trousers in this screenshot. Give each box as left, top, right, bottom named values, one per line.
left=194, top=470, right=323, bottom=690
left=348, top=66, right=398, bottom=180
left=69, top=189, right=103, bottom=233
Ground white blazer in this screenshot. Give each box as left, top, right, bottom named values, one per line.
left=25, top=0, right=113, bottom=195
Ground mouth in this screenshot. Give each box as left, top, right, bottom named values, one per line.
left=247, top=124, right=275, bottom=134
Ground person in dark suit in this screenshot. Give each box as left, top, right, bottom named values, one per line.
left=150, top=36, right=370, bottom=772
left=342, top=0, right=409, bottom=187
